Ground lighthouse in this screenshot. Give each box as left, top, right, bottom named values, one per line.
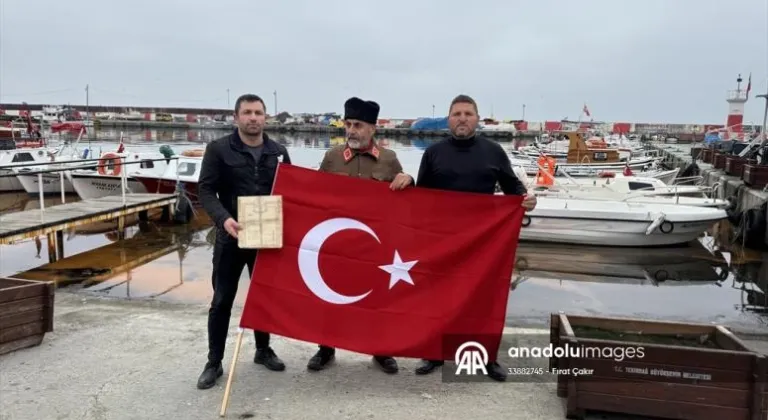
left=725, top=74, right=749, bottom=140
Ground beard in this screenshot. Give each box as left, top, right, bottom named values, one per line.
left=242, top=124, right=262, bottom=136
left=347, top=137, right=370, bottom=149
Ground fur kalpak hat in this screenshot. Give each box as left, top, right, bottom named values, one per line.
left=344, top=97, right=380, bottom=125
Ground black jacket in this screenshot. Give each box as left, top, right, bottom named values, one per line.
left=416, top=134, right=526, bottom=195
left=198, top=130, right=291, bottom=232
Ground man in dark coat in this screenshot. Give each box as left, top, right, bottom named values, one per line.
left=196, top=94, right=292, bottom=390
left=414, top=94, right=536, bottom=382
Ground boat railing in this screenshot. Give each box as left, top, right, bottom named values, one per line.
left=619, top=181, right=720, bottom=205
left=671, top=175, right=705, bottom=186
left=0, top=156, right=179, bottom=219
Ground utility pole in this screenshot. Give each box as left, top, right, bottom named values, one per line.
left=522, top=104, right=526, bottom=120
left=273, top=90, right=278, bottom=115
left=226, top=88, right=230, bottom=108
left=432, top=104, right=435, bottom=117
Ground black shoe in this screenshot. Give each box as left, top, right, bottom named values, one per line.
left=373, top=356, right=398, bottom=374
left=307, top=348, right=335, bottom=371
left=254, top=347, right=286, bottom=371
left=414, top=359, right=444, bottom=375
left=196, top=361, right=223, bottom=389
left=486, top=361, right=507, bottom=382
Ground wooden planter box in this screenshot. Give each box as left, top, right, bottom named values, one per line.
left=742, top=164, right=768, bottom=188
left=0, top=278, right=55, bottom=355
left=712, top=152, right=728, bottom=170
left=725, top=157, right=757, bottom=177
left=549, top=313, right=767, bottom=420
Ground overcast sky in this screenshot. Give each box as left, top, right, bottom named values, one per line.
left=1, top=0, right=766, bottom=124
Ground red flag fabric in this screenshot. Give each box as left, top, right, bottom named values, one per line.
left=239, top=163, right=525, bottom=361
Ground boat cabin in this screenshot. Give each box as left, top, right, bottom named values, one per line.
left=559, top=131, right=623, bottom=164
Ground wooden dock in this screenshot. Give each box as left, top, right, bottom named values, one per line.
left=0, top=193, right=177, bottom=262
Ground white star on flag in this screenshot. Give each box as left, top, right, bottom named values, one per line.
left=378, top=251, right=418, bottom=289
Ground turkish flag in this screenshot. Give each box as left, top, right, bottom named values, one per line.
left=239, top=164, right=525, bottom=361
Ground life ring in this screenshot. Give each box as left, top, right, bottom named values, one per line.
left=181, top=149, right=205, bottom=157
left=522, top=215, right=531, bottom=227
left=659, top=221, right=674, bottom=234
left=97, top=152, right=122, bottom=176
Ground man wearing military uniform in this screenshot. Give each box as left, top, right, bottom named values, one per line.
left=307, top=97, right=413, bottom=374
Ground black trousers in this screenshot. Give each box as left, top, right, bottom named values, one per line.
left=207, top=238, right=270, bottom=363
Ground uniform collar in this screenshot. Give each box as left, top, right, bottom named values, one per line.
left=343, top=140, right=380, bottom=163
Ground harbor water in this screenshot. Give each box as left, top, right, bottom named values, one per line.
left=0, top=128, right=766, bottom=335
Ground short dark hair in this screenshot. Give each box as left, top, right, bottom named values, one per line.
left=234, top=94, right=266, bottom=114
left=449, top=94, right=478, bottom=115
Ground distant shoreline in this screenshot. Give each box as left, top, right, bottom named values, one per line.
left=90, top=119, right=532, bottom=139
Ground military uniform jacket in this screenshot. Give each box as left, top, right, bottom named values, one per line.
left=318, top=141, right=403, bottom=181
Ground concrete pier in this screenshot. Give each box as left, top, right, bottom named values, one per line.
left=652, top=143, right=768, bottom=214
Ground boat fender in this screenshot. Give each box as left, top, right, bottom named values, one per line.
left=645, top=213, right=666, bottom=235
left=515, top=257, right=528, bottom=271
left=521, top=215, right=531, bottom=227
left=659, top=221, right=674, bottom=234
left=717, top=265, right=729, bottom=280
left=654, top=270, right=668, bottom=282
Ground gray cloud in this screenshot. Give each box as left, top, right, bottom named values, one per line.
left=1, top=0, right=766, bottom=124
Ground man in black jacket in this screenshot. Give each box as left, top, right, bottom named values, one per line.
left=196, top=94, right=292, bottom=390
left=414, top=94, right=536, bottom=382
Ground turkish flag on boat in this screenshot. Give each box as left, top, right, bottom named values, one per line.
left=239, top=164, right=525, bottom=361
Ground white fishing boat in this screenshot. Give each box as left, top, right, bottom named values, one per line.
left=532, top=175, right=724, bottom=208
left=131, top=149, right=205, bottom=204
left=70, top=151, right=171, bottom=200
left=12, top=128, right=91, bottom=195
left=511, top=131, right=662, bottom=176
left=518, top=197, right=727, bottom=247
left=560, top=167, right=681, bottom=186
left=0, top=145, right=58, bottom=192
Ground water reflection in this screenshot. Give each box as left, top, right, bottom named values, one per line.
left=1, top=129, right=766, bottom=334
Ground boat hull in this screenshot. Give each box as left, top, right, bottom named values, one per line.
left=16, top=172, right=75, bottom=194
left=132, top=176, right=199, bottom=203
left=0, top=169, right=23, bottom=192
left=70, top=173, right=147, bottom=200
left=519, top=215, right=722, bottom=247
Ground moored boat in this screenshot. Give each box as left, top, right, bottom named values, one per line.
left=70, top=150, right=171, bottom=200
left=131, top=149, right=204, bottom=203
left=519, top=197, right=727, bottom=247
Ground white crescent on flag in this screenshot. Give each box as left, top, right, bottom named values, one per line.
left=297, top=217, right=418, bottom=305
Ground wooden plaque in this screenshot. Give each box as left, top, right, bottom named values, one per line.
left=237, top=195, right=283, bottom=249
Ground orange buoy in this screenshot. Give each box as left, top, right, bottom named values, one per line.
left=181, top=149, right=205, bottom=157
left=535, top=155, right=556, bottom=186
left=97, top=152, right=122, bottom=176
